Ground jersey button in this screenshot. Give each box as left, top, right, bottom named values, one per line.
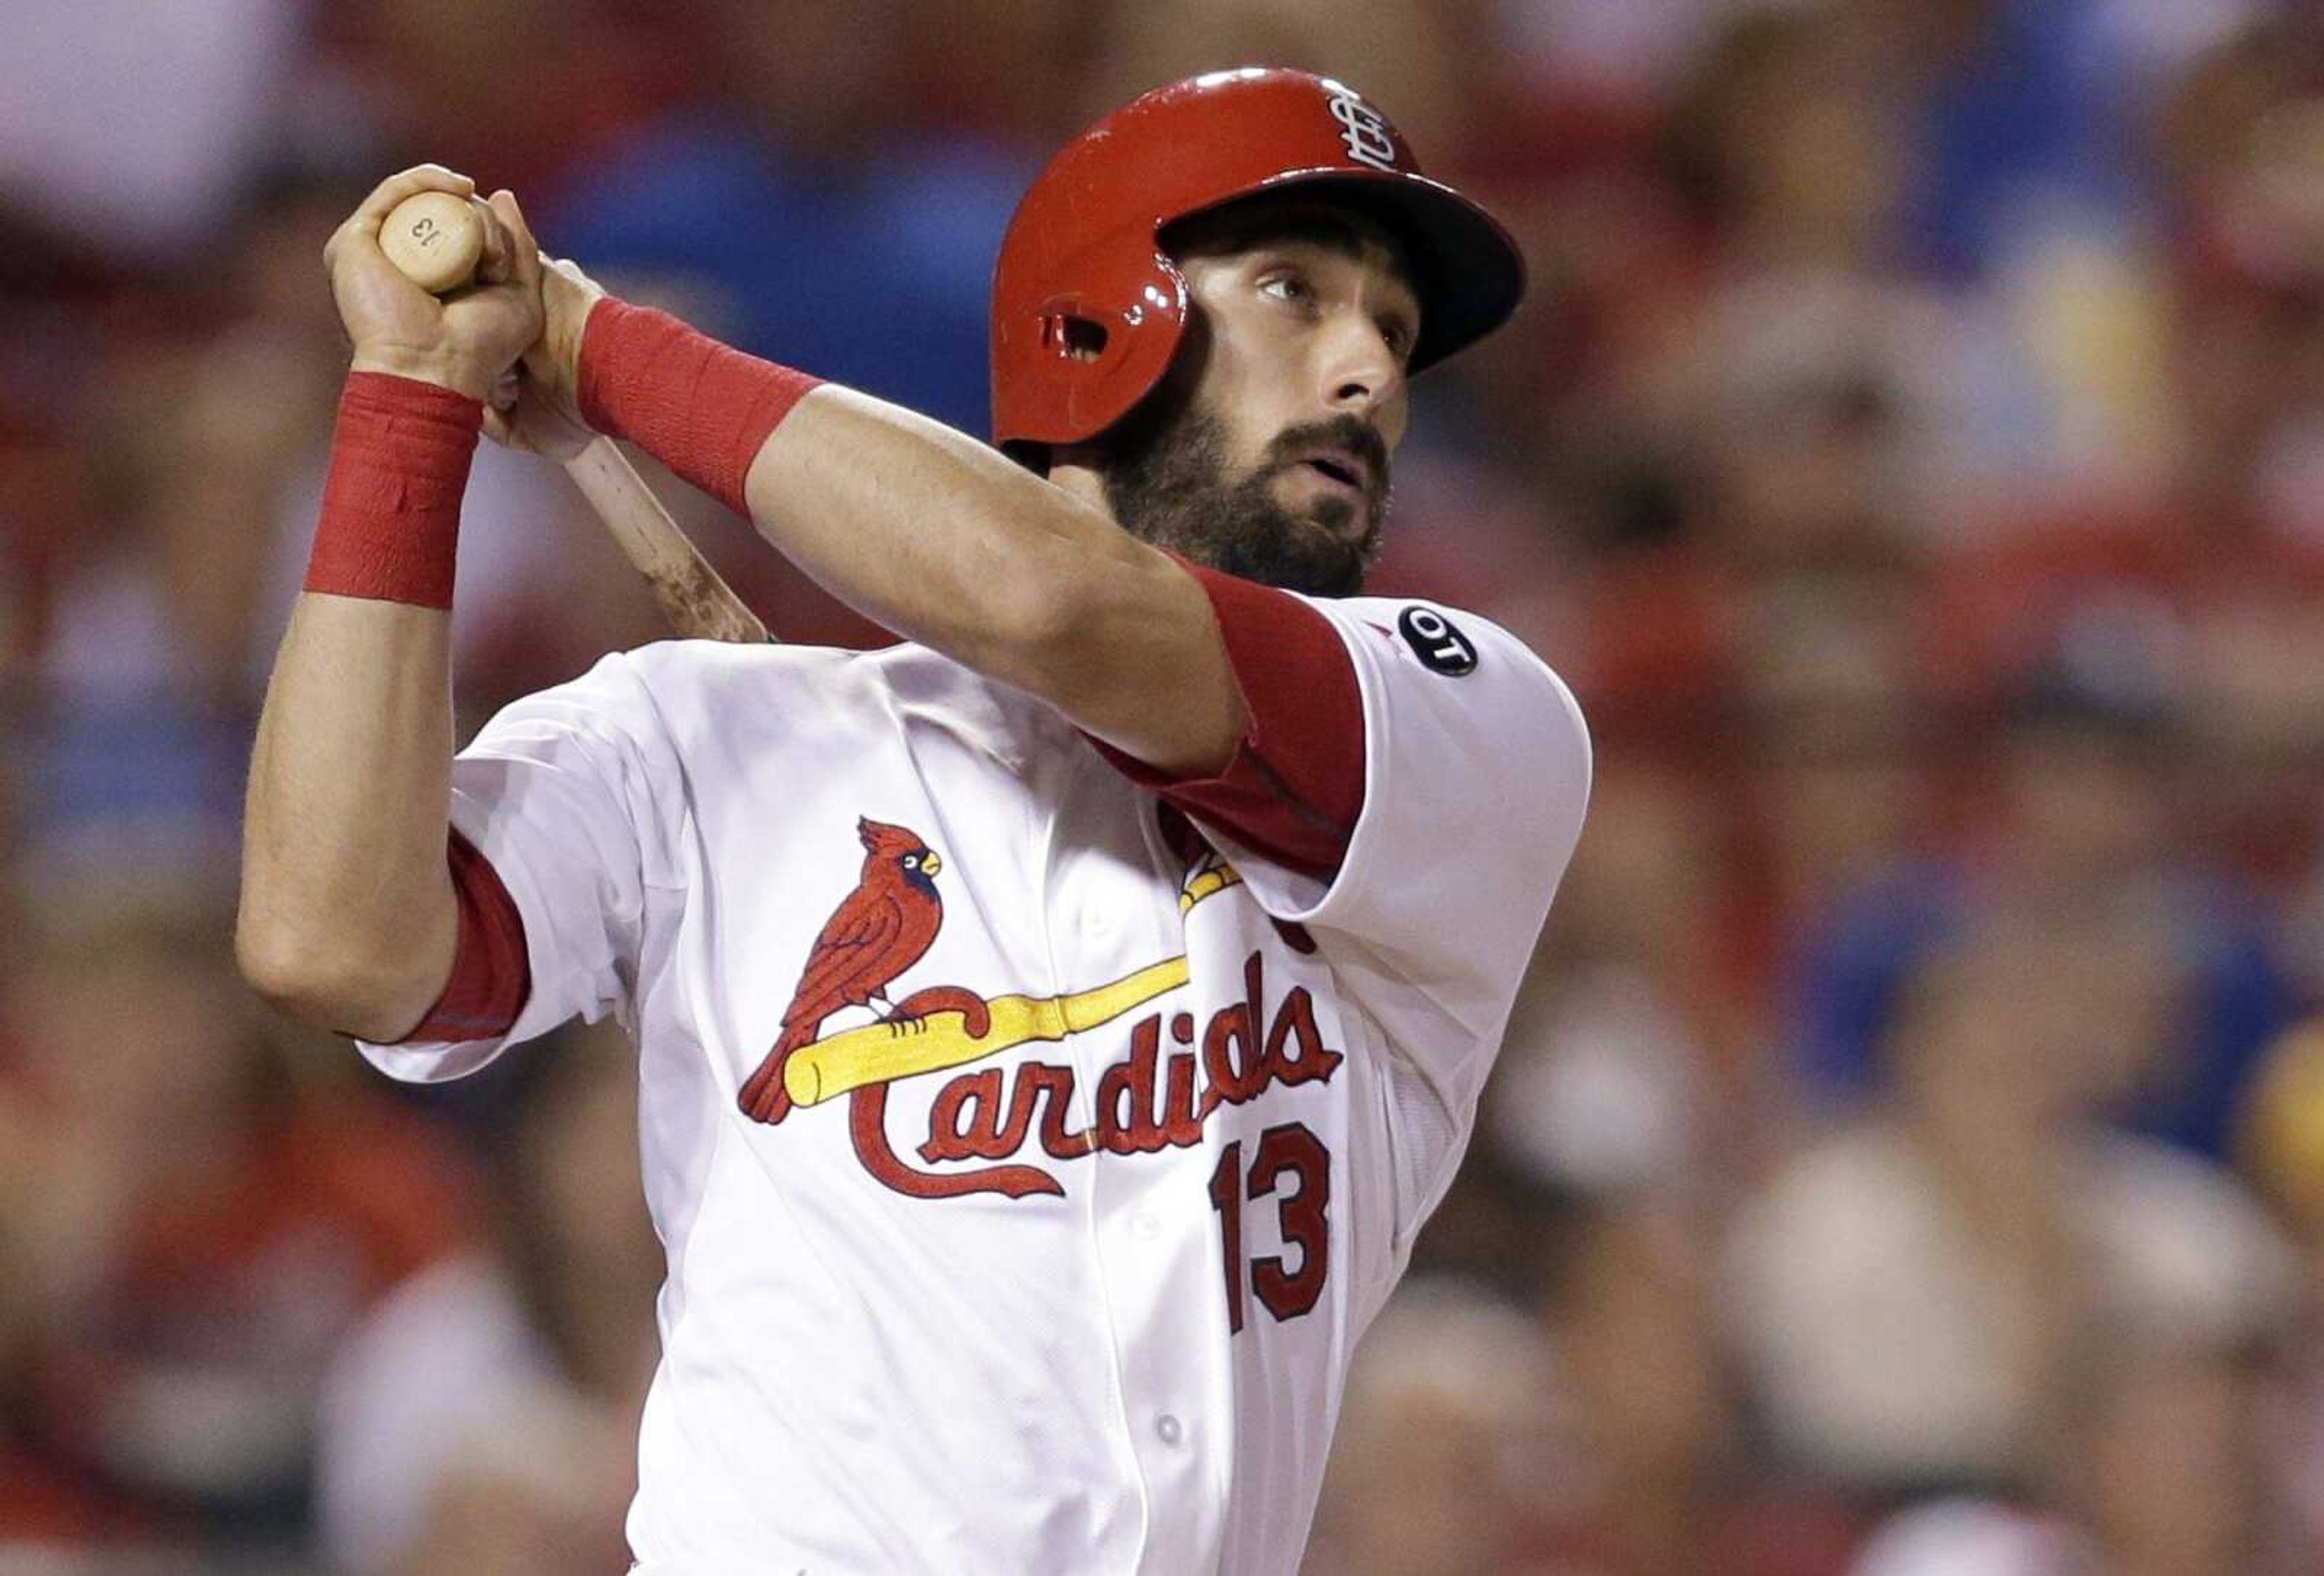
left=1133, top=1213, right=1161, bottom=1241
left=1155, top=1414, right=1184, bottom=1446
left=1079, top=906, right=1110, bottom=937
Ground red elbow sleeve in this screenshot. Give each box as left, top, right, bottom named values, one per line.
left=394, top=829, right=531, bottom=1043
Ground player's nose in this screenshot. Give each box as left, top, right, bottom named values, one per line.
left=1316, top=310, right=1403, bottom=419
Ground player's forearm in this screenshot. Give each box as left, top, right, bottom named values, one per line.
left=235, top=371, right=480, bottom=1039
left=741, top=390, right=1187, bottom=675
left=238, top=595, right=458, bottom=1039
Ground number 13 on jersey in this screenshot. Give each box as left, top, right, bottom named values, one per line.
left=1207, top=1121, right=1330, bottom=1335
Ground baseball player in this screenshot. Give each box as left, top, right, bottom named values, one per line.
left=240, top=68, right=1590, bottom=1574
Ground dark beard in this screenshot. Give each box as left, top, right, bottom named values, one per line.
left=1100, top=399, right=1389, bottom=598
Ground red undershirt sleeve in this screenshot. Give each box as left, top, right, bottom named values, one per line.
left=1085, top=560, right=1366, bottom=881
left=390, top=828, right=532, bottom=1045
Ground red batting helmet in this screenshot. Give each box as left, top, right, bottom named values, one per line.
left=990, top=67, right=1526, bottom=455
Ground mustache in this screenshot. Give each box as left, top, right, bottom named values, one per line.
left=1267, top=416, right=1391, bottom=501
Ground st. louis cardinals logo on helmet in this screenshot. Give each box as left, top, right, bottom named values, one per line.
left=1324, top=85, right=1399, bottom=171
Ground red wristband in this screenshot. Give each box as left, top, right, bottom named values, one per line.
left=577, top=298, right=822, bottom=516
left=303, top=372, right=483, bottom=609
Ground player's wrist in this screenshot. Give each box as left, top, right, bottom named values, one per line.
left=302, top=370, right=484, bottom=609
left=350, top=341, right=501, bottom=403
left=577, top=299, right=822, bottom=516
left=538, top=262, right=608, bottom=416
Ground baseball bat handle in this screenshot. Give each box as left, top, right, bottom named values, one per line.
left=559, top=436, right=773, bottom=645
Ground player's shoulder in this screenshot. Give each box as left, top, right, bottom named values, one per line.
left=619, top=635, right=868, bottom=692
left=1316, top=593, right=1583, bottom=720
left=617, top=637, right=993, bottom=704
left=606, top=639, right=1036, bottom=757
left=479, top=639, right=878, bottom=749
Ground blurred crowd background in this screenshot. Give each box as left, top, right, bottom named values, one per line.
left=7, top=0, right=2324, bottom=1571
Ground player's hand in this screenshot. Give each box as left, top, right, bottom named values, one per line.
left=518, top=253, right=610, bottom=425
left=326, top=167, right=545, bottom=402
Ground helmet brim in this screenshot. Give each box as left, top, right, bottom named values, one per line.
left=1186, top=168, right=1528, bottom=376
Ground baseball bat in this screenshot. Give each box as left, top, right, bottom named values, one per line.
left=378, top=191, right=772, bottom=645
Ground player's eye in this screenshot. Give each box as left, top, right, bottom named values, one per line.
left=1259, top=272, right=1309, bottom=304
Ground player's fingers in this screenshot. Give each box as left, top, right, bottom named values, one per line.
left=329, top=164, right=478, bottom=264
left=472, top=192, right=518, bottom=286
left=490, top=190, right=545, bottom=294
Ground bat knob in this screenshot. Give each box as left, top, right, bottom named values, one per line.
left=380, top=191, right=486, bottom=295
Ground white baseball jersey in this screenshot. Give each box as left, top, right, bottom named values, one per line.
left=358, top=589, right=1589, bottom=1574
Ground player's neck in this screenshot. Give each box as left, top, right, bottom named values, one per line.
left=1043, top=455, right=1120, bottom=528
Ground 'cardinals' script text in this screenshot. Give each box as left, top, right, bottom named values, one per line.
left=847, top=951, right=1344, bottom=1200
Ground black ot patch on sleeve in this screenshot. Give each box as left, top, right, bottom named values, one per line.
left=1397, top=605, right=1478, bottom=676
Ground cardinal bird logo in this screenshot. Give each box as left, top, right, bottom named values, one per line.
left=738, top=818, right=945, bottom=1125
